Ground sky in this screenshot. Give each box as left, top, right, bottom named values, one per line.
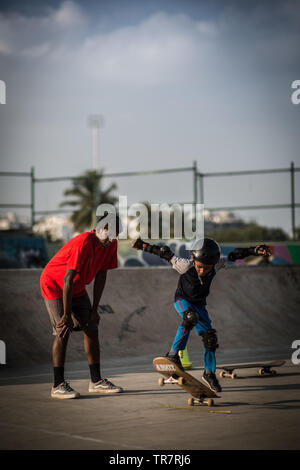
left=0, top=0, right=299, bottom=235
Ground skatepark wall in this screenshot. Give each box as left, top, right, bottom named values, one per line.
left=0, top=266, right=300, bottom=368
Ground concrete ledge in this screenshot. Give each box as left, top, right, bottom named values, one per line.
left=0, top=266, right=299, bottom=367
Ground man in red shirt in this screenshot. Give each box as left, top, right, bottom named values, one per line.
left=40, top=213, right=123, bottom=399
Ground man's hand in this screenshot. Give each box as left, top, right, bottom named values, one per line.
left=255, top=244, right=271, bottom=257
left=56, top=314, right=74, bottom=339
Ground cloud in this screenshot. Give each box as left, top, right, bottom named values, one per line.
left=0, top=4, right=219, bottom=85
left=52, top=0, right=86, bottom=27
left=0, top=1, right=87, bottom=58
left=0, top=0, right=299, bottom=83
left=218, top=1, right=300, bottom=70
left=72, top=12, right=218, bottom=85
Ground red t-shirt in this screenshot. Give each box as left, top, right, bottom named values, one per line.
left=40, top=230, right=118, bottom=300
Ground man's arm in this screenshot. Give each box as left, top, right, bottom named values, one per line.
left=89, top=270, right=107, bottom=324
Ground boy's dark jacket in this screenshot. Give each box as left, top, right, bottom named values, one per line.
left=175, top=266, right=216, bottom=306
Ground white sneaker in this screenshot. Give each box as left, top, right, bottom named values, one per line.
left=51, top=381, right=80, bottom=399
left=88, top=378, right=123, bottom=394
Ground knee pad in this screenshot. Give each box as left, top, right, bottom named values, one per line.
left=182, top=308, right=198, bottom=330
left=201, top=329, right=219, bottom=351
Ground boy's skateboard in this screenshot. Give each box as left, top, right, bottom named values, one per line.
left=153, top=357, right=219, bottom=407
left=217, top=360, right=285, bottom=379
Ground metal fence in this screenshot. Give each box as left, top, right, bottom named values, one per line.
left=0, top=161, right=299, bottom=239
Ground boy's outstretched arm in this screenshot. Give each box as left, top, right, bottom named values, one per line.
left=131, top=238, right=191, bottom=274
left=131, top=238, right=174, bottom=261
left=227, top=244, right=271, bottom=262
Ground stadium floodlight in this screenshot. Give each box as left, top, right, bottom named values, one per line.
left=87, top=114, right=105, bottom=170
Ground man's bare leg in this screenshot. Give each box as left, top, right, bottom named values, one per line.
left=83, top=329, right=100, bottom=365
left=84, top=329, right=123, bottom=393
left=50, top=332, right=80, bottom=398
left=52, top=332, right=70, bottom=367
left=84, top=329, right=101, bottom=383
left=51, top=332, right=70, bottom=387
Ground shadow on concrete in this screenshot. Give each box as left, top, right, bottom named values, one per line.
left=221, top=382, right=300, bottom=393
left=259, top=399, right=300, bottom=410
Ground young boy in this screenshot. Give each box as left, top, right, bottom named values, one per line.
left=132, top=238, right=270, bottom=393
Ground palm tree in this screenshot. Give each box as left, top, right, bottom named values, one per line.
left=60, top=169, right=118, bottom=232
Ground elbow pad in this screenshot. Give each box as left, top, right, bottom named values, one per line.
left=228, top=248, right=251, bottom=261
left=145, top=244, right=174, bottom=261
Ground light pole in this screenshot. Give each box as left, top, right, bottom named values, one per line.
left=87, top=115, right=105, bottom=228
left=87, top=114, right=105, bottom=171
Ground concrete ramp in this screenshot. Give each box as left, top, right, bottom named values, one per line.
left=0, top=266, right=299, bottom=367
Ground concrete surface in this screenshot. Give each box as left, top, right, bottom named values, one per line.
left=0, top=358, right=299, bottom=450
left=0, top=266, right=300, bottom=450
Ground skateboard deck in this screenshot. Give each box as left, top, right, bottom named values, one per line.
left=153, top=357, right=219, bottom=407
left=217, top=360, right=285, bottom=379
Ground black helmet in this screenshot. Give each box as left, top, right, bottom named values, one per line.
left=190, top=238, right=220, bottom=265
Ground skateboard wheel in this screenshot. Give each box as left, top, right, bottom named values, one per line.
left=231, top=373, right=237, bottom=379
left=219, top=371, right=225, bottom=378
left=206, top=399, right=214, bottom=407
left=178, top=377, right=185, bottom=386
left=271, top=370, right=277, bottom=376
left=158, top=377, right=165, bottom=386
left=259, top=368, right=265, bottom=376
left=188, top=398, right=194, bottom=406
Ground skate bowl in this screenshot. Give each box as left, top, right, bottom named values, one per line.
left=0, top=265, right=299, bottom=367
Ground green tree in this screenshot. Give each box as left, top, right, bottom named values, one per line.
left=60, top=169, right=118, bottom=232
left=206, top=223, right=289, bottom=243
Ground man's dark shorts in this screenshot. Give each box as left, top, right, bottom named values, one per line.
left=44, top=295, right=98, bottom=336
